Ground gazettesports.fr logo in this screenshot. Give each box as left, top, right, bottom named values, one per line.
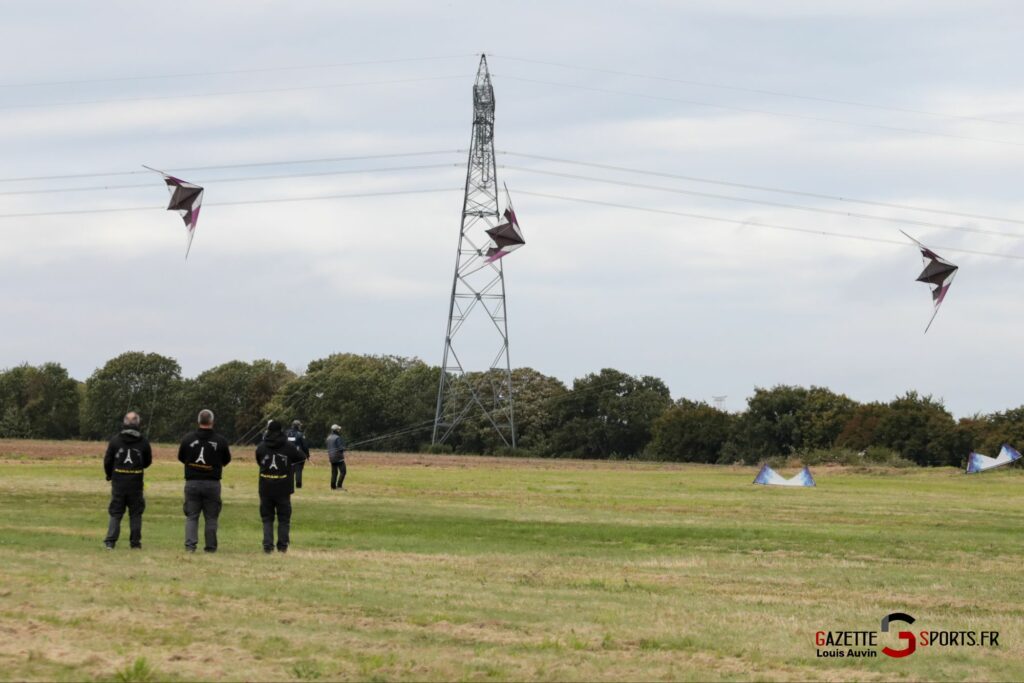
left=815, top=613, right=1000, bottom=659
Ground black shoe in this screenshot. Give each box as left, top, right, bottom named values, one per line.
left=203, top=548, right=217, bottom=554
left=277, top=547, right=288, bottom=554
left=263, top=547, right=273, bottom=554
left=130, top=545, right=141, bottom=550
left=104, top=544, right=114, bottom=550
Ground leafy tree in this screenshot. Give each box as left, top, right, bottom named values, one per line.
left=798, top=387, right=856, bottom=450
left=547, top=368, right=672, bottom=458
left=873, top=392, right=967, bottom=467
left=836, top=402, right=892, bottom=450
left=0, top=363, right=81, bottom=439
left=80, top=352, right=183, bottom=441
left=184, top=360, right=294, bottom=442
left=267, top=354, right=438, bottom=450
left=449, top=367, right=568, bottom=455
left=648, top=399, right=734, bottom=462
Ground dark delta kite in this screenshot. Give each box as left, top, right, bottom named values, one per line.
left=144, top=166, right=205, bottom=259
left=902, top=230, right=958, bottom=333
left=484, top=186, right=525, bottom=263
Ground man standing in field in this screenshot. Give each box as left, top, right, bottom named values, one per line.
left=102, top=411, right=153, bottom=550
left=286, top=419, right=310, bottom=490
left=256, top=420, right=307, bottom=553
left=326, top=424, right=347, bottom=490
left=178, top=409, right=231, bottom=553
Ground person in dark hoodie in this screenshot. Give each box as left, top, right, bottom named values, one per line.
left=256, top=420, right=307, bottom=553
left=285, top=420, right=310, bottom=490
left=326, top=424, right=347, bottom=490
left=177, top=408, right=232, bottom=553
left=103, top=411, right=153, bottom=550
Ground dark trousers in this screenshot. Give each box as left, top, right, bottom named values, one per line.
left=260, top=493, right=292, bottom=551
left=292, top=460, right=305, bottom=489
left=183, top=480, right=222, bottom=551
left=105, top=486, right=145, bottom=547
left=331, top=461, right=347, bottom=489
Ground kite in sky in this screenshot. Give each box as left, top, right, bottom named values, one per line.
left=902, top=230, right=958, bottom=333
left=966, top=444, right=1022, bottom=474
left=145, top=166, right=204, bottom=259
left=485, top=185, right=525, bottom=263
left=753, top=464, right=816, bottom=487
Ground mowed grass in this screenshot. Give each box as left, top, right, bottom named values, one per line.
left=0, top=441, right=1022, bottom=681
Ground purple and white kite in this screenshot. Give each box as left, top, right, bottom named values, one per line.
left=753, top=464, right=816, bottom=487
left=485, top=187, right=525, bottom=263
left=145, top=166, right=204, bottom=259
left=966, top=444, right=1022, bottom=474
left=902, top=230, right=958, bottom=333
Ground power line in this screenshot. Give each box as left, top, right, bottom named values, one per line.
left=0, top=187, right=461, bottom=220
left=0, top=163, right=462, bottom=196
left=0, top=54, right=477, bottom=90
left=492, top=54, right=1024, bottom=129
left=495, top=74, right=1024, bottom=148
left=501, top=164, right=1024, bottom=240
left=515, top=189, right=1024, bottom=262
left=499, top=151, right=1024, bottom=227
left=0, top=150, right=463, bottom=183
left=0, top=74, right=469, bottom=112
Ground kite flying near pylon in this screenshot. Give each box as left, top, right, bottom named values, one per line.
left=902, top=231, right=958, bottom=333
left=145, top=166, right=204, bottom=259
left=484, top=185, right=525, bottom=263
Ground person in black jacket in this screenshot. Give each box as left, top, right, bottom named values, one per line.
left=256, top=420, right=307, bottom=553
left=103, top=411, right=153, bottom=549
left=286, top=420, right=310, bottom=490
left=326, top=424, right=347, bottom=490
left=177, top=409, right=232, bottom=553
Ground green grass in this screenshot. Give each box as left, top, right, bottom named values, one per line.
left=0, top=444, right=1022, bottom=681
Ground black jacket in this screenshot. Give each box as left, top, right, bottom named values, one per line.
left=178, top=428, right=232, bottom=480
left=285, top=428, right=309, bottom=456
left=256, top=432, right=307, bottom=496
left=104, top=429, right=153, bottom=490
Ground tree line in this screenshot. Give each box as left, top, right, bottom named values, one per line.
left=0, top=351, right=1020, bottom=467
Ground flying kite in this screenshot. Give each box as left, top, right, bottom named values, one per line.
left=902, top=230, right=958, bottom=333
left=753, top=464, right=816, bottom=487
left=966, top=444, right=1022, bottom=474
left=145, top=166, right=205, bottom=259
left=484, top=185, right=525, bottom=263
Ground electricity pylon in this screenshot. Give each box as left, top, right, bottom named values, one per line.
left=432, top=55, right=516, bottom=448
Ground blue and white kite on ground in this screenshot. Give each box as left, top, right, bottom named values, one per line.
left=966, top=444, right=1022, bottom=474
left=753, top=464, right=816, bottom=487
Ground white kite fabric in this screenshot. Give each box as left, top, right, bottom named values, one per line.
left=966, top=444, right=1022, bottom=474
left=145, top=166, right=205, bottom=259
left=753, top=464, right=816, bottom=487
left=484, top=186, right=525, bottom=263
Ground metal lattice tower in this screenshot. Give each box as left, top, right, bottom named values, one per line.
left=432, top=55, right=516, bottom=448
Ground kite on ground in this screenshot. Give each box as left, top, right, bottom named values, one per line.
left=485, top=185, right=525, bottom=263
left=902, top=230, right=958, bottom=333
left=753, top=464, right=816, bottom=487
left=966, top=444, right=1022, bottom=474
left=145, top=166, right=205, bottom=259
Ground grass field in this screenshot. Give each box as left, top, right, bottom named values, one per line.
left=0, top=439, right=1021, bottom=682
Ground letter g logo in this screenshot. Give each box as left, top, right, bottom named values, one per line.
left=881, top=612, right=917, bottom=658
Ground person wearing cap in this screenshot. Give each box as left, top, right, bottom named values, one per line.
left=285, top=419, right=310, bottom=489
left=256, top=420, right=308, bottom=553
left=326, top=424, right=347, bottom=490
left=102, top=411, right=153, bottom=550
left=177, top=408, right=232, bottom=553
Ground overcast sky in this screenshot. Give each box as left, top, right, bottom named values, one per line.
left=1, top=0, right=1023, bottom=416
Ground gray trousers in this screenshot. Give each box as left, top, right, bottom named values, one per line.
left=183, top=480, right=222, bottom=551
